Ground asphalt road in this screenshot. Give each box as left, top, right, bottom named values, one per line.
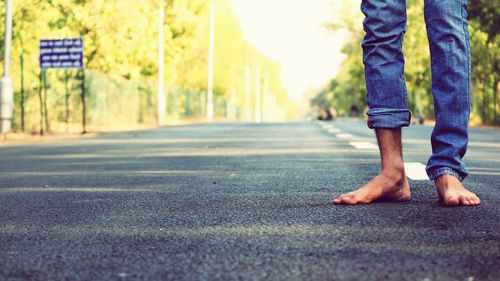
left=1, top=119, right=499, bottom=281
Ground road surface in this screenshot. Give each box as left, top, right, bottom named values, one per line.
left=1, top=119, right=499, bottom=280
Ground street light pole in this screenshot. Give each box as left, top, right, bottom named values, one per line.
left=263, top=71, right=269, bottom=122
left=157, top=2, right=166, bottom=126
left=254, top=64, right=261, bottom=123
left=207, top=4, right=216, bottom=121
left=229, top=83, right=236, bottom=120
left=0, top=0, right=14, bottom=133
left=244, top=63, right=251, bottom=121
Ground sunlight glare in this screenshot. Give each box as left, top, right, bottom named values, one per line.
left=229, top=0, right=351, bottom=101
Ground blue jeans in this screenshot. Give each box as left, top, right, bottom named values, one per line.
left=361, top=0, right=471, bottom=181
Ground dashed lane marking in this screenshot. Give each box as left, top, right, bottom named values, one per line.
left=327, top=128, right=341, bottom=134
left=322, top=124, right=334, bottom=130
left=336, top=133, right=354, bottom=139
left=404, top=162, right=429, bottom=180
left=349, top=141, right=378, bottom=150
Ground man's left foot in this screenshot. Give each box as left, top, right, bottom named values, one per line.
left=435, top=174, right=480, bottom=206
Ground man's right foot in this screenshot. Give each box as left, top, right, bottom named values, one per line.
left=332, top=172, right=411, bottom=205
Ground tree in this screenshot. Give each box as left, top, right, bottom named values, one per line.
left=314, top=0, right=499, bottom=125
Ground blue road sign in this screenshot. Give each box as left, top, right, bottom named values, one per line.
left=40, top=38, right=83, bottom=70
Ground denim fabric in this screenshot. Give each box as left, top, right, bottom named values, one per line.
left=361, top=0, right=411, bottom=129
left=361, top=0, right=471, bottom=181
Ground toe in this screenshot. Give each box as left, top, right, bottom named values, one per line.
left=333, top=195, right=349, bottom=205
left=462, top=197, right=471, bottom=206
left=444, top=197, right=459, bottom=206
left=475, top=197, right=481, bottom=205
left=341, top=196, right=357, bottom=205
left=470, top=195, right=481, bottom=206
left=473, top=193, right=480, bottom=202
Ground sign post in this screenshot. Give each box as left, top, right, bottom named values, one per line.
left=0, top=0, right=13, bottom=133
left=39, top=38, right=85, bottom=133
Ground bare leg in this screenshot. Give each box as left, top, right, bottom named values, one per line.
left=333, top=128, right=411, bottom=205
left=435, top=174, right=480, bottom=206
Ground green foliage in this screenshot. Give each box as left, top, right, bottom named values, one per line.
left=0, top=0, right=295, bottom=133
left=313, top=0, right=499, bottom=125
left=312, top=0, right=365, bottom=118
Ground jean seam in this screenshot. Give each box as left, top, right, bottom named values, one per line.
left=461, top=3, right=471, bottom=109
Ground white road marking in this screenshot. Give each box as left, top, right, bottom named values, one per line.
left=336, top=133, right=354, bottom=139
left=349, top=141, right=378, bottom=150
left=404, top=162, right=429, bottom=180
left=327, top=128, right=341, bottom=134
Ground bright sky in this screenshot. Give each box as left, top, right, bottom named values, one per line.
left=229, top=0, right=349, bottom=101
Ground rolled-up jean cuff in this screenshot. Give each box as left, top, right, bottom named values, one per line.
left=427, top=167, right=465, bottom=182
left=367, top=108, right=411, bottom=129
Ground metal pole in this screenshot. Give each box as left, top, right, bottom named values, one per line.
left=228, top=83, right=236, bottom=120
left=38, top=71, right=44, bottom=135
left=263, top=71, right=269, bottom=122
left=81, top=69, right=86, bottom=134
left=0, top=0, right=14, bottom=132
left=245, top=63, right=251, bottom=121
left=207, top=4, right=216, bottom=121
left=43, top=70, right=49, bottom=132
left=157, top=3, right=166, bottom=126
left=254, top=64, right=261, bottom=123
left=64, top=70, right=70, bottom=133
left=20, top=54, right=25, bottom=131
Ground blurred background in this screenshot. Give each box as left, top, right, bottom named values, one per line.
left=0, top=0, right=498, bottom=134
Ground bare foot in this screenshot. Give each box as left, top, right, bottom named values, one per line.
left=333, top=173, right=411, bottom=205
left=435, top=174, right=480, bottom=206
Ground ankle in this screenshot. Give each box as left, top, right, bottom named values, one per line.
left=434, top=173, right=460, bottom=187
left=380, top=168, right=406, bottom=185
left=381, top=163, right=405, bottom=177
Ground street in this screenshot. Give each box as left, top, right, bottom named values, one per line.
left=1, top=119, right=499, bottom=280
